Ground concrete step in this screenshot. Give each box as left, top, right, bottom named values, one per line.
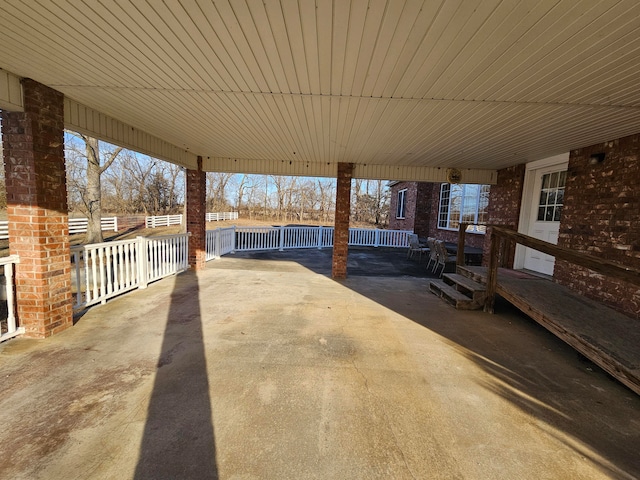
left=442, top=273, right=486, bottom=303
left=429, top=280, right=481, bottom=310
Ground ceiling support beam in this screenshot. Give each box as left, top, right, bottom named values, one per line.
left=64, top=98, right=198, bottom=169
left=203, top=157, right=497, bottom=184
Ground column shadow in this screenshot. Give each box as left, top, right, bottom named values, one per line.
left=134, top=270, right=218, bottom=479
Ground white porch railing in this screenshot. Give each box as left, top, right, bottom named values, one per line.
left=206, top=212, right=238, bottom=221
left=145, top=234, right=190, bottom=283
left=0, top=255, right=22, bottom=342
left=71, top=233, right=189, bottom=310
left=205, top=226, right=411, bottom=257
left=0, top=226, right=408, bottom=339
left=206, top=227, right=236, bottom=260
left=0, top=217, right=118, bottom=240
left=235, top=226, right=282, bottom=251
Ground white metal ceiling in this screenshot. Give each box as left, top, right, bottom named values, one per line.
left=0, top=0, right=639, bottom=179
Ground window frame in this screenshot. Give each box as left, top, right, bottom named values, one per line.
left=396, top=188, right=407, bottom=219
left=437, top=183, right=489, bottom=234
left=536, top=171, right=566, bottom=222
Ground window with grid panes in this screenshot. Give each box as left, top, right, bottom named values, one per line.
left=537, top=171, right=566, bottom=222
left=438, top=183, right=490, bottom=233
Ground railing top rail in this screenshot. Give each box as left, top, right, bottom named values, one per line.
left=235, top=226, right=280, bottom=231
left=144, top=232, right=191, bottom=241
left=207, top=227, right=236, bottom=233
left=281, top=226, right=331, bottom=231
left=71, top=237, right=140, bottom=252
left=71, top=233, right=191, bottom=252
left=491, top=226, right=640, bottom=287
left=0, top=254, right=20, bottom=266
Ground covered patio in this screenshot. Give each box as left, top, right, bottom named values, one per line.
left=1, top=1, right=640, bottom=340
left=0, top=251, right=638, bottom=480
left=1, top=3, right=640, bottom=478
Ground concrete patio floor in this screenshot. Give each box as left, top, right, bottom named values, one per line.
left=0, top=248, right=639, bottom=479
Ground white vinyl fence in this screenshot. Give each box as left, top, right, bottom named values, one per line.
left=0, top=217, right=118, bottom=240
left=145, top=214, right=183, bottom=228
left=145, top=212, right=239, bottom=228
left=206, top=212, right=238, bottom=221
left=69, top=217, right=118, bottom=235
left=205, top=226, right=411, bottom=258
left=71, top=233, right=189, bottom=310
left=0, top=255, right=22, bottom=342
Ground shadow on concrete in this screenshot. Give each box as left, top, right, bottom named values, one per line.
left=342, top=275, right=640, bottom=479
left=215, top=248, right=640, bottom=479
left=134, top=270, right=218, bottom=479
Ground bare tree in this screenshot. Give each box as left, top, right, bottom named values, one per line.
left=352, top=178, right=364, bottom=222
left=243, top=175, right=263, bottom=220
left=206, top=172, right=234, bottom=211
left=166, top=163, right=184, bottom=213
left=316, top=179, right=335, bottom=223
left=351, top=179, right=390, bottom=226
left=232, top=174, right=248, bottom=211
left=85, top=137, right=122, bottom=242
left=65, top=133, right=122, bottom=243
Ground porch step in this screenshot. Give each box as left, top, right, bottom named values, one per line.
left=429, top=280, right=479, bottom=310
left=429, top=270, right=486, bottom=310
left=442, top=273, right=486, bottom=303
left=457, top=265, right=488, bottom=285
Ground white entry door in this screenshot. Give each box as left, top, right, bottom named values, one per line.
left=523, top=168, right=567, bottom=276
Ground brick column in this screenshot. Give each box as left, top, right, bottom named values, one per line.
left=332, top=163, right=354, bottom=279
left=2, top=79, right=72, bottom=337
left=482, top=164, right=525, bottom=267
left=186, top=156, right=206, bottom=270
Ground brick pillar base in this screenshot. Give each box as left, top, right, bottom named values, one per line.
left=187, top=156, right=206, bottom=270
left=2, top=79, right=72, bottom=337
left=332, top=163, right=354, bottom=279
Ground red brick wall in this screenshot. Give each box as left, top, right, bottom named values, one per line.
left=414, top=183, right=435, bottom=238
left=186, top=156, right=206, bottom=270
left=332, top=163, right=353, bottom=278
left=389, top=181, right=486, bottom=248
left=481, top=164, right=526, bottom=266
left=388, top=182, right=417, bottom=232
left=554, top=135, right=640, bottom=318
left=2, top=79, right=72, bottom=337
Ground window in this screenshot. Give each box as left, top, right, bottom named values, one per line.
left=537, top=171, right=566, bottom=222
left=396, top=189, right=407, bottom=219
left=438, top=183, right=490, bottom=233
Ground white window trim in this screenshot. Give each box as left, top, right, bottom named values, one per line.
left=438, top=183, right=489, bottom=235
left=396, top=188, right=407, bottom=219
